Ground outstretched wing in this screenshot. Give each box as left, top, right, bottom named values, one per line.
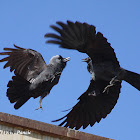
left=0, top=44, right=47, bottom=81
left=45, top=21, right=121, bottom=129
left=52, top=80, right=121, bottom=130
left=45, top=20, right=119, bottom=65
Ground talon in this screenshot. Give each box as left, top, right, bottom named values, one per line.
left=103, top=84, right=114, bottom=93
left=51, top=72, right=61, bottom=82
left=103, top=75, right=121, bottom=93
left=35, top=106, right=43, bottom=112
left=51, top=76, right=55, bottom=82
left=56, top=72, right=61, bottom=75
left=35, top=97, right=43, bottom=111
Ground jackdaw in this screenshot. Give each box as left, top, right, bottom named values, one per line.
left=0, top=44, right=70, bottom=110
left=45, top=21, right=140, bottom=129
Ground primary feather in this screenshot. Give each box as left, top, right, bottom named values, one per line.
left=45, top=20, right=140, bottom=129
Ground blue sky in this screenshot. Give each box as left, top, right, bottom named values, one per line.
left=0, top=1, right=140, bottom=140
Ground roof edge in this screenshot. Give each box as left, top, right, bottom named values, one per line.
left=0, top=112, right=113, bottom=140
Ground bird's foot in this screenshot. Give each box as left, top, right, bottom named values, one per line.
left=55, top=72, right=61, bottom=75
left=103, top=83, right=114, bottom=93
left=51, top=76, right=55, bottom=82
left=51, top=72, right=61, bottom=82
left=35, top=106, right=43, bottom=112
left=103, top=76, right=120, bottom=93
left=110, top=76, right=120, bottom=84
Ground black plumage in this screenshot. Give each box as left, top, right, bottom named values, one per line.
left=45, top=20, right=140, bottom=129
left=0, top=44, right=70, bottom=110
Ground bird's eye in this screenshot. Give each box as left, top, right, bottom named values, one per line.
left=58, top=55, right=63, bottom=60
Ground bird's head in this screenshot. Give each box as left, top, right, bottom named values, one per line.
left=49, top=55, right=70, bottom=69
left=82, top=57, right=91, bottom=63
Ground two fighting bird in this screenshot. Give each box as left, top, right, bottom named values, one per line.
left=1, top=21, right=140, bottom=130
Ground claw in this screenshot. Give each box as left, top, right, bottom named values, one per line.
left=103, top=76, right=120, bottom=93
left=51, top=72, right=61, bottom=82
left=51, top=76, right=55, bottom=82
left=35, top=97, right=43, bottom=112
left=35, top=106, right=43, bottom=112
left=103, top=83, right=114, bottom=93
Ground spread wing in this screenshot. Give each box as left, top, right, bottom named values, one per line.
left=45, top=20, right=119, bottom=65
left=0, top=44, right=47, bottom=81
left=52, top=80, right=121, bottom=130
left=45, top=21, right=121, bottom=129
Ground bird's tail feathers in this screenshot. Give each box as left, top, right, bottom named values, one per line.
left=123, top=69, right=140, bottom=91
left=7, top=75, right=31, bottom=109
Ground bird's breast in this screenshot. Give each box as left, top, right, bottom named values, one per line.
left=92, top=62, right=120, bottom=81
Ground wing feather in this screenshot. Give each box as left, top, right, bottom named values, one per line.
left=45, top=20, right=119, bottom=64
left=45, top=20, right=121, bottom=129
left=0, top=45, right=47, bottom=81
left=52, top=80, right=121, bottom=129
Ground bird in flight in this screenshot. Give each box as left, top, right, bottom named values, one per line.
left=45, top=20, right=140, bottom=129
left=0, top=44, right=70, bottom=111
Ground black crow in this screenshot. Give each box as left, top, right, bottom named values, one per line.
left=45, top=21, right=140, bottom=129
left=0, top=44, right=70, bottom=110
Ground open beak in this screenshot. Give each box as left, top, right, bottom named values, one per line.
left=63, top=57, right=70, bottom=62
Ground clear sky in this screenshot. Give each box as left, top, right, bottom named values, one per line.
left=0, top=1, right=140, bottom=140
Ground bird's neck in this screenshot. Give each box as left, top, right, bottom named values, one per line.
left=48, top=63, right=63, bottom=74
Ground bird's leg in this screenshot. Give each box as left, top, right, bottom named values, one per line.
left=35, top=97, right=43, bottom=112
left=51, top=72, right=61, bottom=82
left=51, top=75, right=55, bottom=82
left=103, top=76, right=120, bottom=93
left=56, top=72, right=61, bottom=76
